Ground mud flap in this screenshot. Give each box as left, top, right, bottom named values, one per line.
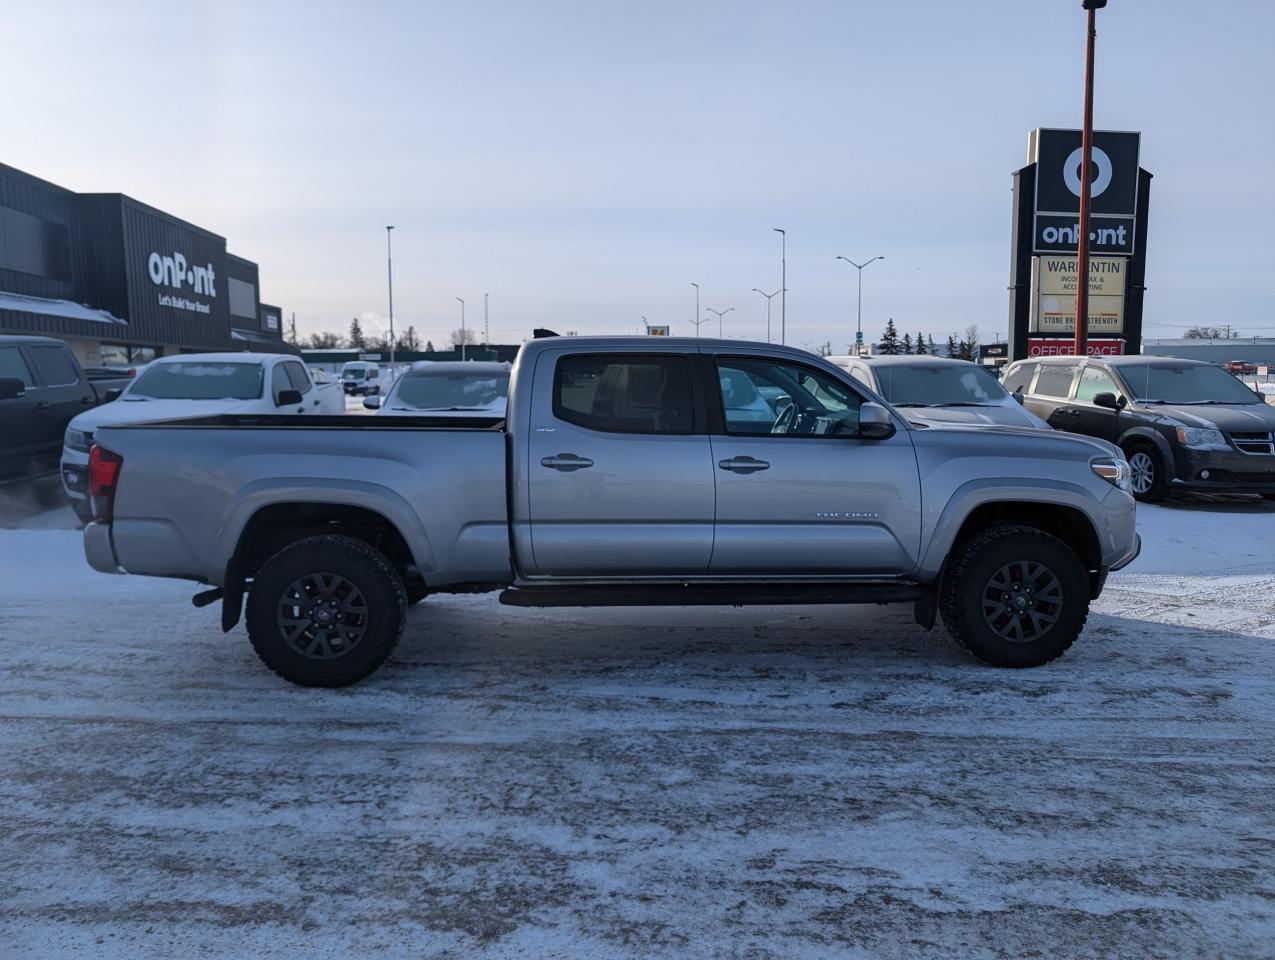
left=914, top=583, right=938, bottom=631
left=221, top=564, right=245, bottom=633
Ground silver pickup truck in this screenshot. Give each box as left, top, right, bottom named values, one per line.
left=82, top=337, right=1140, bottom=686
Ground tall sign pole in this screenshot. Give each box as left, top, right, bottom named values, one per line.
left=386, top=226, right=396, bottom=372
left=773, top=229, right=786, bottom=344
left=1074, top=1, right=1105, bottom=358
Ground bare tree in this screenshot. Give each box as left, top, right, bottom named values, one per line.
left=1184, top=325, right=1234, bottom=339
left=306, top=331, right=343, bottom=349
left=450, top=328, right=477, bottom=348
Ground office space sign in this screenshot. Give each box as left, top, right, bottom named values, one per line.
left=1029, top=128, right=1139, bottom=255
left=1028, top=338, right=1124, bottom=357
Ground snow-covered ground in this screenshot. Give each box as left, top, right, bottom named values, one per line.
left=2, top=500, right=1274, bottom=958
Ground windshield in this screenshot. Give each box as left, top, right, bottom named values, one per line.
left=874, top=365, right=1008, bottom=407
left=342, top=367, right=367, bottom=380
left=1117, top=364, right=1262, bottom=405
left=391, top=371, right=509, bottom=410
left=127, top=362, right=263, bottom=400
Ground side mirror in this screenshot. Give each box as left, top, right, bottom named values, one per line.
left=0, top=377, right=26, bottom=400
left=1255, top=389, right=1266, bottom=401
left=1093, top=391, right=1120, bottom=410
left=103, top=388, right=122, bottom=402
left=857, top=401, right=896, bottom=440
left=363, top=395, right=382, bottom=410
left=1012, top=388, right=1025, bottom=405
left=276, top=388, right=303, bottom=407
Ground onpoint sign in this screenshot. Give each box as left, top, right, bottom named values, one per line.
left=1029, top=128, right=1139, bottom=255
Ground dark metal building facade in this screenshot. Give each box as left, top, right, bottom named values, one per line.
left=0, top=161, right=293, bottom=365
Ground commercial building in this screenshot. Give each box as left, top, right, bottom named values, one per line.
left=1141, top=338, right=1275, bottom=368
left=0, top=162, right=292, bottom=366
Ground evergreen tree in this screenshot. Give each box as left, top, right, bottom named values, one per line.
left=945, top=334, right=958, bottom=358
left=879, top=318, right=902, bottom=355
left=927, top=334, right=937, bottom=355
left=914, top=331, right=927, bottom=355
left=424, top=339, right=436, bottom=353
left=902, top=333, right=913, bottom=354
left=348, top=317, right=365, bottom=349
left=397, top=326, right=420, bottom=352
left=960, top=323, right=979, bottom=363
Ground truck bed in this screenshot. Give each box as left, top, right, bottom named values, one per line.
left=92, top=417, right=512, bottom=587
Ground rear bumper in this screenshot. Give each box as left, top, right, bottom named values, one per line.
left=83, top=521, right=121, bottom=574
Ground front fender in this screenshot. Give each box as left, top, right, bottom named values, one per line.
left=1116, top=425, right=1175, bottom=479
left=917, top=478, right=1103, bottom=580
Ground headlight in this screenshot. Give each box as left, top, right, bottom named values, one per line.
left=65, top=428, right=93, bottom=453
left=1175, top=427, right=1228, bottom=450
left=1091, top=457, right=1132, bottom=493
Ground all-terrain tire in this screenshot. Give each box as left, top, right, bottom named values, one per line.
left=939, top=524, right=1089, bottom=668
left=245, top=534, right=408, bottom=687
left=1124, top=441, right=1169, bottom=503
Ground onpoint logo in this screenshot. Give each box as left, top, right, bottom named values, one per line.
left=147, top=251, right=216, bottom=296
left=1062, top=145, right=1113, bottom=199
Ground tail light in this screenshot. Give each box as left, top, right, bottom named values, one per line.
left=88, top=444, right=123, bottom=522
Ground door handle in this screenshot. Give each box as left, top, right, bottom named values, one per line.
left=34, top=401, right=50, bottom=412
left=1065, top=409, right=1082, bottom=417
left=541, top=453, right=594, bottom=472
left=718, top=455, right=770, bottom=474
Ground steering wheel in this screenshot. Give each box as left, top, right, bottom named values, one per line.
left=771, top=402, right=798, bottom=434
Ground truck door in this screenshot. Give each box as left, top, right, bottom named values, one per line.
left=23, top=343, right=96, bottom=471
left=0, top=345, right=41, bottom=481
left=525, top=351, right=715, bottom=576
left=707, top=355, right=922, bottom=575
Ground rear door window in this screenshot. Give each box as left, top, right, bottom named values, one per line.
left=554, top=354, right=694, bottom=434
left=27, top=345, right=80, bottom=386
left=1033, top=363, right=1079, bottom=399
left=0, top=347, right=35, bottom=388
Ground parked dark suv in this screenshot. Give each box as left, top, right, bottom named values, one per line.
left=1002, top=355, right=1275, bottom=503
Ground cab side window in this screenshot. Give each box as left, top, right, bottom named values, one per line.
left=716, top=358, right=863, bottom=437
left=1033, top=364, right=1078, bottom=399
left=284, top=362, right=312, bottom=394
left=28, top=345, right=81, bottom=386
left=0, top=347, right=35, bottom=388
left=1002, top=361, right=1038, bottom=394
left=270, top=364, right=292, bottom=402
left=554, top=354, right=694, bottom=434
left=1074, top=366, right=1119, bottom=404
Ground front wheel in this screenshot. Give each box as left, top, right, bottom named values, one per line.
left=1125, top=443, right=1169, bottom=503
left=245, top=534, right=407, bottom=687
left=940, top=524, right=1089, bottom=668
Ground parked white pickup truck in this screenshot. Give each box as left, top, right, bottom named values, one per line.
left=61, top=353, right=342, bottom=520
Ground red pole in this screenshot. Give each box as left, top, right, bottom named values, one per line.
left=1074, top=5, right=1097, bottom=358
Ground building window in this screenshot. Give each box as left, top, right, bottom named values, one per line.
left=228, top=277, right=257, bottom=319
left=0, top=206, right=71, bottom=281
left=101, top=343, right=159, bottom=366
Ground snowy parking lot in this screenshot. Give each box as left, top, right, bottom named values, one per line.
left=2, top=499, right=1274, bottom=957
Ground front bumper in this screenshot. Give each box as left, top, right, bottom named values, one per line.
left=1110, top=532, right=1141, bottom=571
left=1171, top=447, right=1275, bottom=494
left=83, top=521, right=121, bottom=574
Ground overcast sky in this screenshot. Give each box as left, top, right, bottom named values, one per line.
left=4, top=0, right=1272, bottom=348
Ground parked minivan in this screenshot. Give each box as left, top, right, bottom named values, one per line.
left=1001, top=354, right=1275, bottom=503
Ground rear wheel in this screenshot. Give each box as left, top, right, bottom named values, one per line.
left=245, top=534, right=407, bottom=687
left=1125, top=442, right=1169, bottom=503
left=940, top=524, right=1089, bottom=668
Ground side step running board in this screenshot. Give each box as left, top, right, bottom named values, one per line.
left=499, top=581, right=922, bottom=608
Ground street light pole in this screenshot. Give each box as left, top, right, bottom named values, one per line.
left=772, top=228, right=786, bottom=344
left=456, top=297, right=466, bottom=361
left=835, top=255, right=885, bottom=354
left=385, top=226, right=395, bottom=373
left=1075, top=0, right=1105, bottom=358
left=690, top=282, right=701, bottom=337
left=706, top=306, right=734, bottom=338
left=752, top=288, right=781, bottom=343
